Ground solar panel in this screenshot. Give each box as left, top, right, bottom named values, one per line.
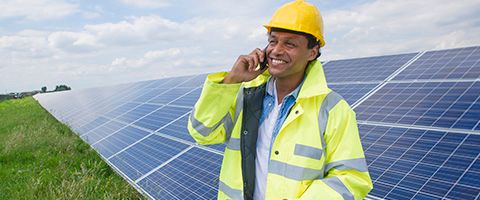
left=394, top=46, right=480, bottom=80
left=33, top=46, right=480, bottom=200
left=355, top=81, right=480, bottom=130
left=329, top=83, right=379, bottom=105
left=133, top=106, right=190, bottom=131
left=359, top=124, right=479, bottom=199
left=137, top=147, right=222, bottom=200
left=323, top=53, right=417, bottom=83
left=109, top=134, right=190, bottom=181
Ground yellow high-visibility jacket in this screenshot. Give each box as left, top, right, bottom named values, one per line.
left=188, top=60, right=373, bottom=200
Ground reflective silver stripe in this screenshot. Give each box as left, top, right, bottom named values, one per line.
left=189, top=107, right=233, bottom=137
left=323, top=177, right=354, bottom=200
left=227, top=138, right=241, bottom=151
left=269, top=160, right=323, bottom=181
left=233, top=85, right=244, bottom=123
left=219, top=181, right=243, bottom=200
left=318, top=91, right=343, bottom=176
left=325, top=158, right=369, bottom=172
left=227, top=86, right=244, bottom=141
left=294, top=144, right=323, bottom=160
left=318, top=91, right=344, bottom=138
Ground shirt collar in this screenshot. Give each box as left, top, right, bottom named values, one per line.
left=265, top=76, right=304, bottom=100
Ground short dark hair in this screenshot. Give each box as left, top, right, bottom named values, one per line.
left=269, top=27, right=321, bottom=59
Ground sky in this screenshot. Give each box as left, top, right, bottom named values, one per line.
left=1, top=0, right=480, bottom=93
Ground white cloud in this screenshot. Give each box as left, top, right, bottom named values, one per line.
left=111, top=48, right=181, bottom=69
left=0, top=0, right=78, bottom=20
left=2, top=0, right=479, bottom=93
left=48, top=31, right=100, bottom=53
left=322, top=0, right=480, bottom=60
left=0, top=30, right=52, bottom=59
left=120, top=0, right=170, bottom=8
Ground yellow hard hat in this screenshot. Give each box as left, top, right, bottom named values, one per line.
left=264, top=0, right=325, bottom=47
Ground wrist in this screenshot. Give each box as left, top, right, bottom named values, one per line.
left=223, top=73, right=242, bottom=84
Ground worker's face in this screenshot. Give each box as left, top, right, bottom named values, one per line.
left=266, top=31, right=317, bottom=80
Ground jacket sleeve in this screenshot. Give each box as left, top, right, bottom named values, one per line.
left=187, top=72, right=242, bottom=145
left=300, top=100, right=373, bottom=200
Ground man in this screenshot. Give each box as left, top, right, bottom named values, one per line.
left=188, top=0, right=373, bottom=199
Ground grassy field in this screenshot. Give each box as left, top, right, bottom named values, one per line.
left=0, top=97, right=145, bottom=199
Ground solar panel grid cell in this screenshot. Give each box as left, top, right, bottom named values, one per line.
left=323, top=53, right=417, bottom=83
left=116, top=104, right=162, bottom=124
left=134, top=106, right=190, bottom=131
left=109, top=134, right=189, bottom=180
left=148, top=88, right=196, bottom=105
left=92, top=126, right=150, bottom=158
left=81, top=120, right=126, bottom=144
left=138, top=147, right=222, bottom=200
left=356, top=82, right=480, bottom=130
left=359, top=124, right=480, bottom=199
left=169, top=87, right=202, bottom=107
left=394, top=46, right=480, bottom=80
left=104, top=102, right=142, bottom=119
left=329, top=83, right=379, bottom=105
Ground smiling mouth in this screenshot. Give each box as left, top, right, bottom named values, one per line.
left=271, top=58, right=287, bottom=65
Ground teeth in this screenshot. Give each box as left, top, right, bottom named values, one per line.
left=272, top=59, right=286, bottom=64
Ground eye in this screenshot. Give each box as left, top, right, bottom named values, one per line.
left=286, top=42, right=297, bottom=48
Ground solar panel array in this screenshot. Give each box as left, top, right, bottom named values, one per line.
left=35, top=46, right=480, bottom=200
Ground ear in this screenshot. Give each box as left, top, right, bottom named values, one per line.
left=307, top=45, right=319, bottom=61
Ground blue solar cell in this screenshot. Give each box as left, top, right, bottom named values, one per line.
left=394, top=46, right=480, bottom=80
left=455, top=143, right=480, bottom=158
left=81, top=120, right=126, bottom=144
left=104, top=102, right=141, bottom=119
left=397, top=175, right=427, bottom=191
left=109, top=134, right=189, bottom=180
left=323, top=53, right=417, bottom=83
left=157, top=115, right=195, bottom=143
left=419, top=179, right=452, bottom=198
left=153, top=76, right=194, bottom=89
left=132, top=88, right=168, bottom=102
left=77, top=116, right=109, bottom=134
left=329, top=83, right=378, bottom=105
left=358, top=124, right=479, bottom=199
left=92, top=126, right=150, bottom=158
left=138, top=147, right=222, bottom=200
left=169, top=87, right=202, bottom=107
left=148, top=88, right=196, bottom=105
left=385, top=186, right=416, bottom=200
left=134, top=106, right=190, bottom=131
left=459, top=170, right=480, bottom=188
left=177, top=74, right=207, bottom=88
left=116, top=104, right=161, bottom=124
left=205, top=143, right=226, bottom=152
left=356, top=82, right=480, bottom=130
left=369, top=182, right=392, bottom=197
left=445, top=184, right=479, bottom=200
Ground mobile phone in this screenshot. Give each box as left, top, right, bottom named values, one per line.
left=259, top=46, right=269, bottom=70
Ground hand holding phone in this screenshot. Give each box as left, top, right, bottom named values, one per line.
left=255, top=46, right=269, bottom=71
left=223, top=47, right=268, bottom=84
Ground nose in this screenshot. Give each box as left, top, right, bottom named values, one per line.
left=269, top=43, right=285, bottom=57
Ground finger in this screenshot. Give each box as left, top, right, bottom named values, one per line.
left=245, top=56, right=255, bottom=72
left=253, top=48, right=264, bottom=62
left=250, top=54, right=259, bottom=70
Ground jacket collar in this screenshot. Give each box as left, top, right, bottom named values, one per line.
left=297, top=60, right=330, bottom=99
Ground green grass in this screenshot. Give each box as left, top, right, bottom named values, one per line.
left=0, top=97, right=145, bottom=200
